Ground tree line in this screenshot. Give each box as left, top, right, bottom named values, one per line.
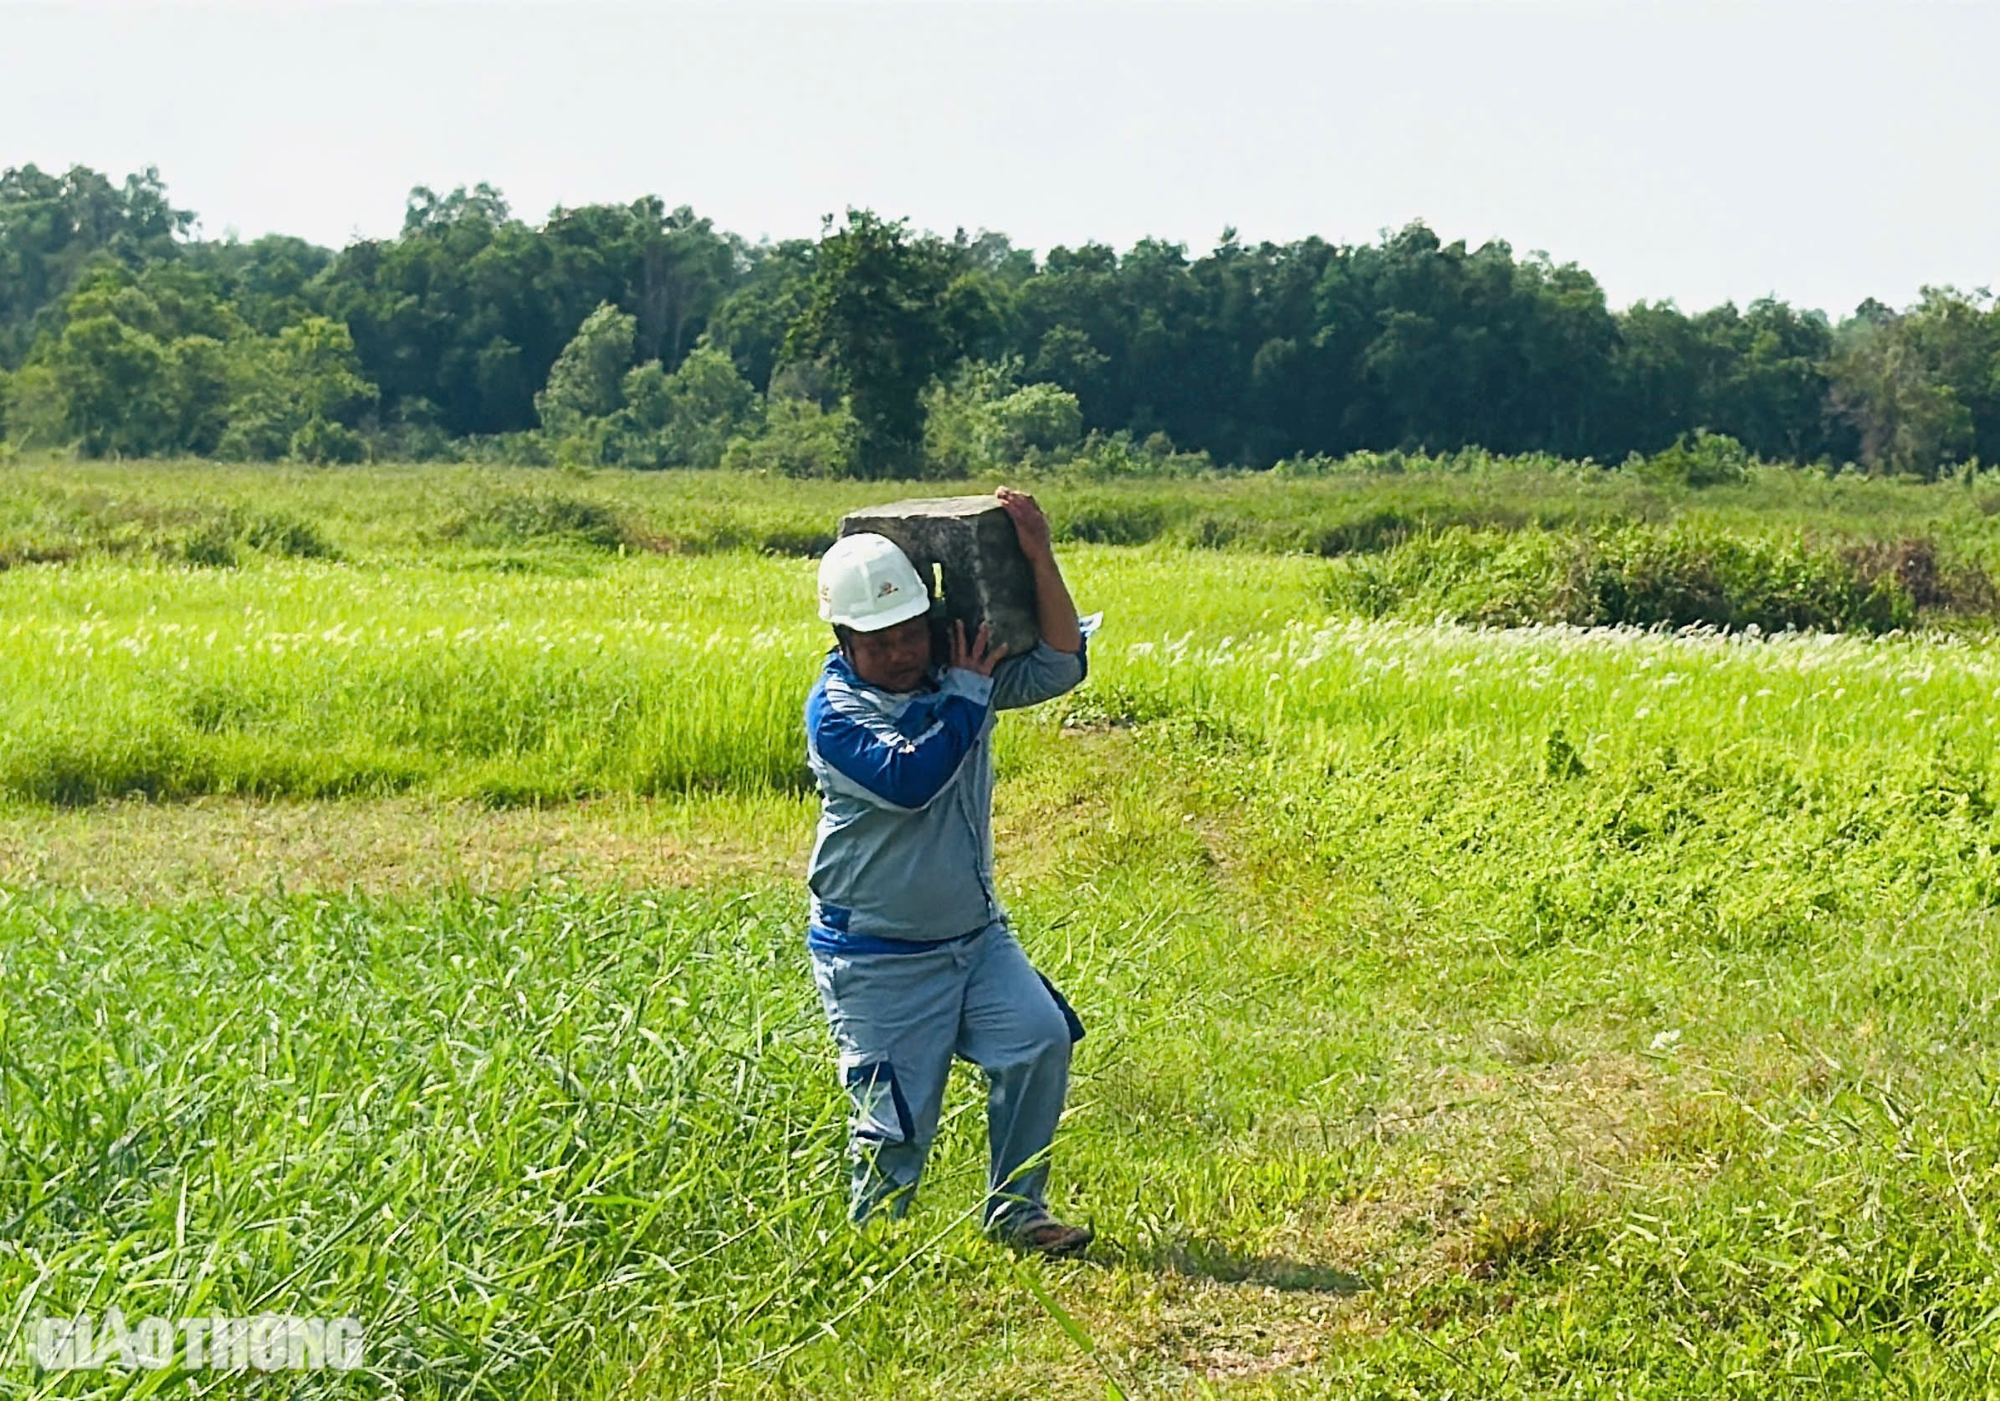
left=2, top=163, right=1996, bottom=478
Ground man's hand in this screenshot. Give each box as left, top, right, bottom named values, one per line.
left=995, top=485, right=1081, bottom=655
left=949, top=619, right=1008, bottom=677
left=996, top=486, right=1053, bottom=562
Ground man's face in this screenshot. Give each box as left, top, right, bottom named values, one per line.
left=844, top=615, right=932, bottom=693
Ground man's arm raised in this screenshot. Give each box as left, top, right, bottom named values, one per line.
left=997, top=487, right=1081, bottom=654
left=989, top=488, right=1088, bottom=712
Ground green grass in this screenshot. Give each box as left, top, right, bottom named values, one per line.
left=0, top=556, right=826, bottom=804
left=9, top=455, right=2000, bottom=568
left=4, top=464, right=2000, bottom=1396
left=0, top=544, right=1339, bottom=806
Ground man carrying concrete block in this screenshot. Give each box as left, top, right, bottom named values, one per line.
left=804, top=485, right=1094, bottom=1256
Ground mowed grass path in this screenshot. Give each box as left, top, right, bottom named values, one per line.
left=4, top=541, right=2000, bottom=1395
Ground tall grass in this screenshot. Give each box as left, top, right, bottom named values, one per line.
left=0, top=560, right=826, bottom=804
left=5, top=542, right=1999, bottom=805
left=8, top=457, right=2000, bottom=568
left=9, top=466, right=2000, bottom=1394
left=0, top=882, right=985, bottom=1396
left=8, top=599, right=2000, bottom=1392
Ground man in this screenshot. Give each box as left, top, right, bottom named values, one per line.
left=804, top=486, right=1094, bottom=1256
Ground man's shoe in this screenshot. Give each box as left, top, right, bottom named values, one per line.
left=993, top=1207, right=1094, bottom=1258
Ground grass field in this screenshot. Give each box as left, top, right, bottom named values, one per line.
left=5, top=460, right=2000, bottom=1397
left=7, top=457, right=2000, bottom=567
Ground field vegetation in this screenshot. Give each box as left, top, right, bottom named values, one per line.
left=7, top=165, right=2000, bottom=485
left=4, top=461, right=2000, bottom=1396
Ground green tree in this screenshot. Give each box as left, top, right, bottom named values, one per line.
left=182, top=234, right=333, bottom=335
left=535, top=302, right=637, bottom=436
left=317, top=185, right=748, bottom=438
left=784, top=210, right=964, bottom=479
left=627, top=200, right=737, bottom=368
left=165, top=335, right=233, bottom=455
left=13, top=162, right=2000, bottom=475
left=992, top=381, right=1082, bottom=455
left=0, top=164, right=193, bottom=368
left=719, top=396, right=853, bottom=478
left=0, top=362, right=64, bottom=450
left=1827, top=311, right=1974, bottom=478
left=43, top=308, right=174, bottom=455
left=25, top=263, right=239, bottom=455
left=924, top=359, right=1082, bottom=474
left=287, top=413, right=368, bottom=465
left=219, top=317, right=378, bottom=461
left=692, top=240, right=815, bottom=394
left=614, top=345, right=761, bottom=469
left=1899, top=288, right=2000, bottom=466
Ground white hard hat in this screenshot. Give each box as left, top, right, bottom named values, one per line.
left=818, top=532, right=932, bottom=632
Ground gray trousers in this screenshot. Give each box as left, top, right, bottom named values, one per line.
left=809, top=920, right=1073, bottom=1227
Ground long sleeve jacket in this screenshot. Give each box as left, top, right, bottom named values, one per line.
left=804, top=639, right=1087, bottom=944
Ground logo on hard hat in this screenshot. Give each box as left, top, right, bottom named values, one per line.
left=876, top=581, right=899, bottom=597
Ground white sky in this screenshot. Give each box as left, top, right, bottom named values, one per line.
left=4, top=1, right=1996, bottom=318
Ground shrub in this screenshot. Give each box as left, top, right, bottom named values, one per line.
left=222, top=318, right=380, bottom=462
left=245, top=511, right=338, bottom=560
left=438, top=493, right=647, bottom=552
left=1631, top=430, right=1754, bottom=489
left=612, top=348, right=762, bottom=471
left=161, top=506, right=341, bottom=566
left=720, top=398, right=854, bottom=478
left=179, top=518, right=241, bottom=568
left=757, top=526, right=837, bottom=557
left=215, top=413, right=293, bottom=462
left=1841, top=537, right=1997, bottom=614
left=1300, top=507, right=1422, bottom=556
left=370, top=398, right=453, bottom=462
left=1272, top=447, right=1600, bottom=478
left=289, top=415, right=368, bottom=465
left=1060, top=431, right=1212, bottom=481
left=989, top=382, right=1083, bottom=457
left=458, top=432, right=555, bottom=467
left=1328, top=523, right=1998, bottom=634
left=922, top=360, right=1084, bottom=477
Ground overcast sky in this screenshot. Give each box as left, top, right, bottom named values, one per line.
left=4, top=1, right=1995, bottom=318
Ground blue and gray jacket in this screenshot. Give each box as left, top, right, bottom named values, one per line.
left=805, top=639, right=1088, bottom=947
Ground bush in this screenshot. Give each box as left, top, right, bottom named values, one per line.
left=167, top=506, right=340, bottom=567
left=370, top=398, right=453, bottom=462
left=1056, top=499, right=1173, bottom=546
left=989, top=382, right=1082, bottom=457
left=1060, top=431, right=1212, bottom=481
left=458, top=432, right=555, bottom=467
left=923, top=360, right=1082, bottom=477
left=245, top=511, right=338, bottom=560
left=612, top=348, right=762, bottom=471
left=179, top=518, right=241, bottom=568
left=289, top=415, right=368, bottom=465
left=219, top=318, right=380, bottom=462
left=1841, top=537, right=1997, bottom=614
left=437, top=493, right=648, bottom=552
left=1272, top=447, right=1598, bottom=478
left=1631, top=430, right=1754, bottom=489
left=720, top=398, right=854, bottom=478
left=1327, top=523, right=1998, bottom=634
left=0, top=363, right=70, bottom=452
left=215, top=414, right=291, bottom=462
left=551, top=421, right=617, bottom=472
